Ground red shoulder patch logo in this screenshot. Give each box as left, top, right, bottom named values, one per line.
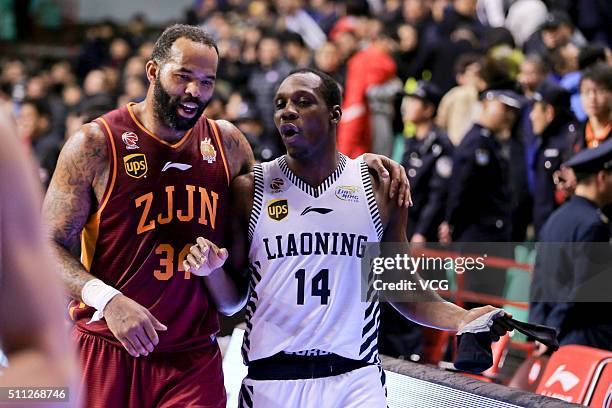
left=122, top=132, right=139, bottom=150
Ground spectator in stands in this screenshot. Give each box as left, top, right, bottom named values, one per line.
left=337, top=28, right=397, bottom=158
left=398, top=0, right=438, bottom=72
left=108, top=36, right=132, bottom=71
left=523, top=11, right=586, bottom=60
left=574, top=0, right=611, bottom=45
left=518, top=54, right=550, bottom=99
left=49, top=60, right=76, bottom=93
left=504, top=0, right=548, bottom=48
left=436, top=54, right=485, bottom=146
left=231, top=100, right=274, bottom=162
left=118, top=75, right=147, bottom=106
left=62, top=83, right=83, bottom=111
left=575, top=64, right=611, bottom=151
left=247, top=35, right=294, bottom=154
left=17, top=98, right=62, bottom=188
left=281, top=31, right=312, bottom=68
left=83, top=69, right=110, bottom=98
left=439, top=0, right=484, bottom=40
left=568, top=44, right=612, bottom=122
left=308, top=0, right=342, bottom=35
left=313, top=41, right=345, bottom=86
left=276, top=0, right=326, bottom=50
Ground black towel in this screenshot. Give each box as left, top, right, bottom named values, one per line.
left=454, top=312, right=559, bottom=373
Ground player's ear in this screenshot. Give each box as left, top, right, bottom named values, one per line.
left=330, top=105, right=342, bottom=124
left=145, top=60, right=159, bottom=83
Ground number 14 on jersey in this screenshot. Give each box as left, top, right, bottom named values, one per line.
left=295, top=268, right=331, bottom=305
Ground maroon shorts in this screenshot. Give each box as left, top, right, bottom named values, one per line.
left=73, top=327, right=226, bottom=408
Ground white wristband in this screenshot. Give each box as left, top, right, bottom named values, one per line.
left=81, top=279, right=122, bottom=322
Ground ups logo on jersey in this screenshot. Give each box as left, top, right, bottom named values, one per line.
left=124, top=153, right=148, bottom=178
left=267, top=199, right=288, bottom=221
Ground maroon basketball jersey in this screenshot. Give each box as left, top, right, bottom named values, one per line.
left=70, top=103, right=230, bottom=352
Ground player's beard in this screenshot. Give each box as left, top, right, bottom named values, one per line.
left=152, top=77, right=208, bottom=131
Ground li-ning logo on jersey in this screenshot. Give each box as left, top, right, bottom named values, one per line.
left=335, top=185, right=360, bottom=203
left=124, top=153, right=148, bottom=178
left=269, top=177, right=287, bottom=193
left=301, top=206, right=333, bottom=216
left=121, top=132, right=139, bottom=150
left=200, top=138, right=217, bottom=163
left=161, top=161, right=192, bottom=172
left=267, top=198, right=288, bottom=221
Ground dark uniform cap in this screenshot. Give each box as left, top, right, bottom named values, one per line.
left=404, top=80, right=443, bottom=107
left=564, top=137, right=612, bottom=174
left=541, top=11, right=572, bottom=30
left=483, top=89, right=524, bottom=110
left=532, top=80, right=571, bottom=111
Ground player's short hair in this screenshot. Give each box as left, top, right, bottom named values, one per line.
left=151, top=24, right=218, bottom=64
left=286, top=68, right=343, bottom=109
left=580, top=63, right=612, bottom=92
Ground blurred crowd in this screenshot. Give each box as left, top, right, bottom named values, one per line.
left=1, top=0, right=611, bottom=242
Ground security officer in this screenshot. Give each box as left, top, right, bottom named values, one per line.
left=530, top=138, right=612, bottom=354
left=401, top=81, right=454, bottom=243
left=530, top=81, right=576, bottom=238
left=439, top=90, right=524, bottom=243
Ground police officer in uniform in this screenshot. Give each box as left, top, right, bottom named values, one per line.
left=530, top=138, right=612, bottom=354
left=529, top=81, right=576, bottom=238
left=401, top=81, right=454, bottom=243
left=438, top=90, right=524, bottom=301
left=440, top=90, right=524, bottom=243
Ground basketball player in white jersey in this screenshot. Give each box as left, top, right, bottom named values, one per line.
left=184, top=69, right=512, bottom=407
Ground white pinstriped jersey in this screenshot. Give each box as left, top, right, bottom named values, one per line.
left=242, top=154, right=383, bottom=365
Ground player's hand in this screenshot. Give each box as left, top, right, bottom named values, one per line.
left=362, top=153, right=412, bottom=208
left=103, top=294, right=167, bottom=358
left=438, top=221, right=452, bottom=244
left=533, top=341, right=549, bottom=357
left=183, top=237, right=228, bottom=277
left=458, top=306, right=513, bottom=341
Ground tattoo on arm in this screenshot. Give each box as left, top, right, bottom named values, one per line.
left=216, top=120, right=256, bottom=178
left=42, top=124, right=109, bottom=299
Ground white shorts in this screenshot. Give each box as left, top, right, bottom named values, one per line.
left=238, top=365, right=387, bottom=408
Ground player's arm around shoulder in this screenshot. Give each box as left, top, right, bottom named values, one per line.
left=370, top=170, right=472, bottom=330
left=42, top=122, right=109, bottom=298
left=214, top=119, right=255, bottom=178
left=369, top=169, right=406, bottom=241
left=184, top=171, right=254, bottom=315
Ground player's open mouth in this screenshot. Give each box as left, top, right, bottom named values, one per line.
left=280, top=123, right=300, bottom=138
left=178, top=102, right=199, bottom=118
